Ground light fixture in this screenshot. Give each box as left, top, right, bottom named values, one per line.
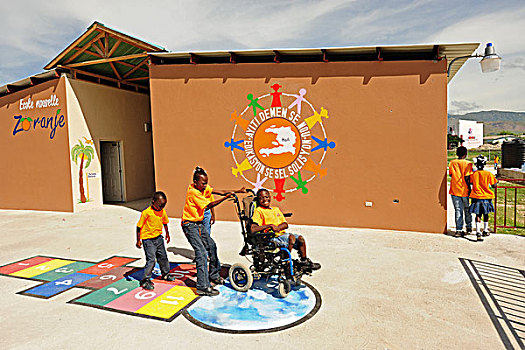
left=447, top=43, right=502, bottom=77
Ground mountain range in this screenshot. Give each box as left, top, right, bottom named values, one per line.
left=448, top=110, right=525, bottom=135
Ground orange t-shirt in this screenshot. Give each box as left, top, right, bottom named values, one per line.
left=449, top=159, right=473, bottom=197
left=252, top=206, right=287, bottom=236
left=182, top=184, right=213, bottom=221
left=469, top=170, right=497, bottom=199
left=137, top=206, right=169, bottom=240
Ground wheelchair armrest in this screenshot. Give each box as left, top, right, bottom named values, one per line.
left=283, top=212, right=293, bottom=218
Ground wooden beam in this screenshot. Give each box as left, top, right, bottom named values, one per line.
left=64, top=53, right=148, bottom=68
left=93, top=39, right=105, bottom=57
left=122, top=57, right=149, bottom=78
left=95, top=25, right=162, bottom=52
left=108, top=39, right=121, bottom=57
left=59, top=65, right=148, bottom=91
left=64, top=32, right=106, bottom=64
left=45, top=25, right=99, bottom=69
left=73, top=49, right=149, bottom=73
left=104, top=33, right=109, bottom=57
left=109, top=62, right=122, bottom=80
left=123, top=76, right=149, bottom=81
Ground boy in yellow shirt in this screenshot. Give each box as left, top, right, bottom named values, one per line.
left=136, top=191, right=176, bottom=290
left=250, top=189, right=320, bottom=271
left=449, top=146, right=473, bottom=236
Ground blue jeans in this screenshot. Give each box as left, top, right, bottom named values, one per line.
left=142, top=235, right=170, bottom=281
left=451, top=195, right=472, bottom=231
left=182, top=221, right=221, bottom=290
left=203, top=209, right=212, bottom=236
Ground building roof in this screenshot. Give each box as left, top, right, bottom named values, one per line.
left=44, top=21, right=165, bottom=91
left=148, top=43, right=480, bottom=83
left=0, top=21, right=479, bottom=98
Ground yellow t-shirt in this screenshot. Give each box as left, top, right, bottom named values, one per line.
left=449, top=159, right=473, bottom=197
left=252, top=206, right=287, bottom=236
left=137, top=206, right=169, bottom=240
left=470, top=170, right=497, bottom=199
left=182, top=184, right=214, bottom=221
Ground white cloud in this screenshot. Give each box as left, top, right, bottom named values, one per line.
left=427, top=6, right=525, bottom=113
left=1, top=0, right=524, bottom=113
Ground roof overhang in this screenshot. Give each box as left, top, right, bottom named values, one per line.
left=0, top=70, right=61, bottom=97
left=44, top=21, right=165, bottom=91
left=149, top=43, right=480, bottom=83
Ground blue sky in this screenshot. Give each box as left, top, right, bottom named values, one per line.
left=1, top=0, right=524, bottom=114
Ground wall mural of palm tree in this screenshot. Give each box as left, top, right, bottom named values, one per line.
left=71, top=140, right=94, bottom=203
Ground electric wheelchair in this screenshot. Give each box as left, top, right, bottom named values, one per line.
left=226, top=190, right=318, bottom=298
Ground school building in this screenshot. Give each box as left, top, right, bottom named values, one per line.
left=0, top=22, right=479, bottom=233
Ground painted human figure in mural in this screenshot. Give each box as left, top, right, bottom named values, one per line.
left=71, top=140, right=94, bottom=203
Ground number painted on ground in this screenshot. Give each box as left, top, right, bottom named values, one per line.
left=135, top=291, right=156, bottom=300
left=55, top=268, right=74, bottom=273
left=98, top=263, right=114, bottom=269
left=55, top=279, right=72, bottom=286
left=107, top=287, right=128, bottom=295
left=100, top=275, right=117, bottom=280
left=160, top=296, right=185, bottom=305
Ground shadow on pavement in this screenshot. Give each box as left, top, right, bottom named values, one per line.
left=460, top=258, right=525, bottom=349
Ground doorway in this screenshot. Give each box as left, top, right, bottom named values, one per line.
left=100, top=141, right=124, bottom=202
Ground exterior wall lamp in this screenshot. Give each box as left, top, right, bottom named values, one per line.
left=447, top=43, right=502, bottom=77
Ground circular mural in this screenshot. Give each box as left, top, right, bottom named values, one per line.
left=184, top=278, right=322, bottom=333
left=225, top=84, right=336, bottom=202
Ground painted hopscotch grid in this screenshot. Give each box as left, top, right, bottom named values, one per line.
left=460, top=258, right=525, bottom=350
left=0, top=255, right=202, bottom=322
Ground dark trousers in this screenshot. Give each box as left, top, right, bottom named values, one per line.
left=142, top=235, right=170, bottom=281
left=182, top=221, right=221, bottom=290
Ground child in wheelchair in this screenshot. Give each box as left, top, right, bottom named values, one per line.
left=251, top=189, right=321, bottom=271
left=228, top=188, right=320, bottom=297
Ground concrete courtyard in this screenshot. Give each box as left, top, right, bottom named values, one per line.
left=0, top=195, right=523, bottom=349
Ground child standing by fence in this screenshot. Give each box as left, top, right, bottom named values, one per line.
left=469, top=155, right=498, bottom=241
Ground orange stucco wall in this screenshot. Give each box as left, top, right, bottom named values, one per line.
left=0, top=77, right=73, bottom=211
left=149, top=61, right=448, bottom=233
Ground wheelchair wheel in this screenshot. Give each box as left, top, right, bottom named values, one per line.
left=277, top=279, right=291, bottom=298
left=228, top=263, right=253, bottom=292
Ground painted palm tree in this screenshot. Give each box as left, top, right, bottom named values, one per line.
left=71, top=140, right=94, bottom=203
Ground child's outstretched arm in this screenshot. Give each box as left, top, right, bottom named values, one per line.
left=206, top=193, right=234, bottom=210
left=163, top=224, right=171, bottom=243
left=136, top=227, right=142, bottom=249
left=213, top=187, right=247, bottom=195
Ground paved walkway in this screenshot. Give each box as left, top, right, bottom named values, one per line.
left=0, top=199, right=523, bottom=349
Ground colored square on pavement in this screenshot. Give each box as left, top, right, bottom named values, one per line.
left=166, top=263, right=197, bottom=285
left=136, top=285, right=198, bottom=319
left=21, top=273, right=95, bottom=298
left=0, top=257, right=54, bottom=275
left=77, top=266, right=136, bottom=289
left=10, top=259, right=75, bottom=278
left=105, top=282, right=173, bottom=312
left=77, top=257, right=137, bottom=275
left=73, top=278, right=140, bottom=306
left=34, top=262, right=95, bottom=281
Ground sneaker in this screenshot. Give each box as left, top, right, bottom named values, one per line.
left=162, top=274, right=176, bottom=282
left=196, top=287, right=220, bottom=296
left=140, top=279, right=154, bottom=290
left=455, top=231, right=464, bottom=237
left=476, top=233, right=484, bottom=242
left=482, top=231, right=490, bottom=237
left=301, top=258, right=321, bottom=271
left=466, top=228, right=472, bottom=234
left=210, top=277, right=225, bottom=285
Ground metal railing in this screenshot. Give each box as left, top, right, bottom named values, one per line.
left=494, top=178, right=525, bottom=232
